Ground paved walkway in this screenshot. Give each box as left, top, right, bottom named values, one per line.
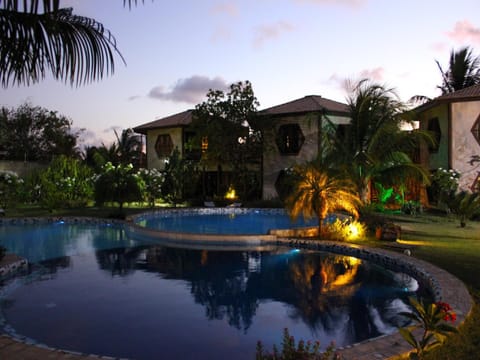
left=0, top=241, right=473, bottom=360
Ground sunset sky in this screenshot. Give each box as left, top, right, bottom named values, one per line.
left=1, top=0, right=480, bottom=147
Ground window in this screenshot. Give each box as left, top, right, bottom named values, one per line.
left=427, top=118, right=441, bottom=153
left=155, top=134, right=173, bottom=157
left=275, top=124, right=305, bottom=155
left=471, top=114, right=480, bottom=146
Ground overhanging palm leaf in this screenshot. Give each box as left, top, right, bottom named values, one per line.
left=0, top=0, right=148, bottom=87
left=436, top=47, right=480, bottom=94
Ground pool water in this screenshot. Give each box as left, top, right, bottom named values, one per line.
left=0, top=222, right=425, bottom=360
left=135, top=209, right=319, bottom=234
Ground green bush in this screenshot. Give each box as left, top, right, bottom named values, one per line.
left=37, top=156, right=94, bottom=210
left=95, top=162, right=144, bottom=211
left=0, top=170, right=23, bottom=210
left=256, top=328, right=339, bottom=360
left=137, top=168, right=164, bottom=207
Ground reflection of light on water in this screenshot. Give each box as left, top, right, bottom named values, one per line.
left=228, top=213, right=236, bottom=220
left=290, top=249, right=300, bottom=254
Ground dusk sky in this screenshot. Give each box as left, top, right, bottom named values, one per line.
left=1, top=0, right=480, bottom=148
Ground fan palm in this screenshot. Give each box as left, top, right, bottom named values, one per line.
left=436, top=46, right=480, bottom=94
left=285, top=163, right=361, bottom=236
left=0, top=0, right=144, bottom=87
left=323, top=79, right=431, bottom=203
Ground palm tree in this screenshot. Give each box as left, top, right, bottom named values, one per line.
left=285, top=163, right=361, bottom=236
left=324, top=79, right=431, bottom=203
left=437, top=46, right=480, bottom=94
left=0, top=0, right=144, bottom=87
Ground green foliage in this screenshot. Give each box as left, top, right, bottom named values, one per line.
left=256, top=328, right=339, bottom=360
left=436, top=46, right=480, bottom=94
left=285, top=162, right=361, bottom=236
left=399, top=297, right=458, bottom=359
left=401, top=200, right=423, bottom=215
left=447, top=191, right=480, bottom=227
left=191, top=80, right=262, bottom=199
left=375, top=182, right=395, bottom=204
left=0, top=1, right=124, bottom=87
left=94, top=162, right=144, bottom=211
left=322, top=79, right=431, bottom=204
left=161, top=148, right=198, bottom=206
left=428, top=168, right=461, bottom=208
left=137, top=168, right=164, bottom=207
left=0, top=103, right=80, bottom=161
left=0, top=170, right=23, bottom=209
left=37, top=155, right=94, bottom=210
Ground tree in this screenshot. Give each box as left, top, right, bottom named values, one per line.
left=94, top=162, right=143, bottom=213
left=161, top=147, right=198, bottom=206
left=0, top=102, right=81, bottom=161
left=285, top=162, right=361, bottom=236
left=437, top=46, right=480, bottom=94
left=82, top=128, right=143, bottom=170
left=0, top=0, right=145, bottom=87
left=323, top=79, right=431, bottom=203
left=191, top=80, right=262, bottom=199
left=37, top=155, right=94, bottom=210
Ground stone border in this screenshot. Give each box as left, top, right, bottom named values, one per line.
left=0, top=214, right=474, bottom=360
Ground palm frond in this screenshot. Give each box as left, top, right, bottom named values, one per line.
left=0, top=1, right=125, bottom=87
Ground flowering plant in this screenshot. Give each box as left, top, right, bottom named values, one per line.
left=428, top=168, right=461, bottom=208
left=0, top=170, right=23, bottom=209
left=399, top=297, right=458, bottom=359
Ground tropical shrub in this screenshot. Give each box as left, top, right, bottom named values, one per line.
left=137, top=168, right=164, bottom=207
left=285, top=163, right=361, bottom=236
left=0, top=170, right=23, bottom=210
left=447, top=191, right=480, bottom=227
left=428, top=168, right=460, bottom=208
left=94, top=162, right=144, bottom=212
left=161, top=148, right=199, bottom=206
left=399, top=297, right=458, bottom=359
left=37, top=156, right=94, bottom=210
left=256, top=328, right=340, bottom=360
left=323, top=218, right=366, bottom=241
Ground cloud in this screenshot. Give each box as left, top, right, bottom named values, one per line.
left=210, top=2, right=239, bottom=17
left=447, top=20, right=480, bottom=45
left=359, top=67, right=385, bottom=81
left=293, top=0, right=366, bottom=8
left=148, top=76, right=230, bottom=104
left=253, top=21, right=294, bottom=49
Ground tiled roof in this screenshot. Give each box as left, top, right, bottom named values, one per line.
left=259, top=95, right=349, bottom=117
left=435, top=83, right=480, bottom=101
left=133, top=95, right=349, bottom=133
left=133, top=110, right=193, bottom=133
left=416, top=83, right=480, bottom=113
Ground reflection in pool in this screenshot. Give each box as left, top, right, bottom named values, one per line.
left=0, top=223, right=426, bottom=360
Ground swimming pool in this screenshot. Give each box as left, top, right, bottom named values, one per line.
left=0, top=219, right=428, bottom=360
left=133, top=208, right=320, bottom=235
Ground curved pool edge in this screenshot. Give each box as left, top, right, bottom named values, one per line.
left=277, top=239, right=473, bottom=359
left=0, top=215, right=474, bottom=360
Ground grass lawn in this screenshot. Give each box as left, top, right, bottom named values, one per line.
left=2, top=206, right=479, bottom=359
left=367, top=212, right=480, bottom=360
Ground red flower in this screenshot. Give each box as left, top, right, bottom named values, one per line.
left=435, top=301, right=456, bottom=323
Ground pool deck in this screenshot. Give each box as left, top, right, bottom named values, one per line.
left=0, top=223, right=473, bottom=360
